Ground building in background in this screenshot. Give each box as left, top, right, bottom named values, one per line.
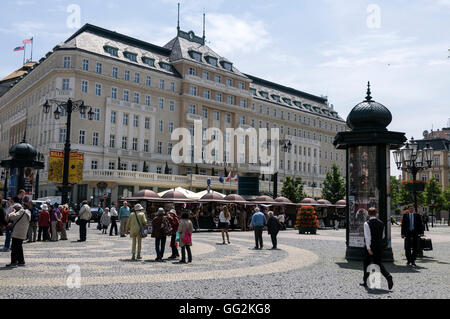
left=0, top=24, right=347, bottom=205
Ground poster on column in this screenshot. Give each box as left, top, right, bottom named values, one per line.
left=348, top=145, right=379, bottom=248
left=48, top=150, right=84, bottom=184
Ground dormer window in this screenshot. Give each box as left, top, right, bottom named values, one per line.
left=142, top=57, right=155, bottom=67
left=159, top=62, right=172, bottom=71
left=250, top=88, right=257, bottom=96
left=205, top=56, right=218, bottom=67
left=221, top=61, right=233, bottom=71
left=271, top=94, right=281, bottom=103
left=304, top=104, right=312, bottom=111
left=104, top=45, right=118, bottom=57
left=189, top=51, right=202, bottom=62
left=294, top=101, right=302, bottom=109
left=283, top=98, right=292, bottom=105
left=124, top=51, right=137, bottom=62
left=259, top=91, right=269, bottom=99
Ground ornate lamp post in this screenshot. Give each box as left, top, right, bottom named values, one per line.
left=281, top=139, right=292, bottom=181
left=393, top=138, right=434, bottom=213
left=43, top=98, right=93, bottom=204
left=334, top=83, right=407, bottom=261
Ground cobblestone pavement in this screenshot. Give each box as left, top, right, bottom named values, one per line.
left=0, top=224, right=449, bottom=299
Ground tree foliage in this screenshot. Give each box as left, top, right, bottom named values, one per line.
left=322, top=163, right=346, bottom=204
left=281, top=176, right=306, bottom=203
left=390, top=176, right=401, bottom=210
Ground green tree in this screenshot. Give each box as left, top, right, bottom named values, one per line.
left=443, top=188, right=450, bottom=211
left=281, top=176, right=306, bottom=203
left=399, top=182, right=425, bottom=208
left=322, top=163, right=346, bottom=204
left=424, top=178, right=445, bottom=211
left=390, top=176, right=401, bottom=211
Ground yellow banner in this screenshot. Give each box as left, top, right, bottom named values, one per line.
left=48, top=150, right=84, bottom=184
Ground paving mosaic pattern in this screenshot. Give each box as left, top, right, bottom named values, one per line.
left=0, top=225, right=449, bottom=299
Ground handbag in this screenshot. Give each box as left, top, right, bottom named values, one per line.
left=420, top=237, right=433, bottom=251
left=75, top=218, right=81, bottom=225
left=57, top=220, right=64, bottom=231
left=134, top=212, right=148, bottom=238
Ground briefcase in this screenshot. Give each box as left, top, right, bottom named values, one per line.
left=420, top=237, right=433, bottom=251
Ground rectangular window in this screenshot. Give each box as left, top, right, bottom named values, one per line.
left=159, top=98, right=164, bottom=109
left=122, top=137, right=128, bottom=149
left=109, top=162, right=115, bottom=170
left=216, top=93, right=222, bottom=102
left=82, top=59, right=89, bottom=71
left=95, top=83, right=102, bottom=96
left=123, top=114, right=129, bottom=126
left=160, top=79, right=164, bottom=89
left=168, top=122, right=174, bottom=133
left=189, top=104, right=196, bottom=114
left=112, top=67, right=118, bottom=78
left=133, top=115, right=139, bottom=127
left=59, top=128, right=66, bottom=143
left=145, top=96, right=151, bottom=106
left=146, top=76, right=151, bottom=86
left=202, top=72, right=209, bottom=80
left=111, top=87, right=117, bottom=99
left=145, top=117, right=150, bottom=129
left=226, top=114, right=231, bottom=123
left=170, top=82, right=175, bottom=92
left=91, top=161, right=98, bottom=170
left=92, top=132, right=99, bottom=146
left=96, top=62, right=102, bottom=74
left=109, top=135, right=115, bottom=148
left=188, top=67, right=196, bottom=76
left=62, top=79, right=70, bottom=91
left=63, top=56, right=71, bottom=68
left=132, top=138, right=138, bottom=151
left=132, top=164, right=138, bottom=172
left=158, top=120, right=163, bottom=132
left=215, top=75, right=221, bottom=83
left=94, top=108, right=100, bottom=121
left=213, top=111, right=220, bottom=121
left=226, top=78, right=233, bottom=86
left=202, top=108, right=208, bottom=118
left=189, top=86, right=197, bottom=96
left=79, top=130, right=85, bottom=144
left=168, top=143, right=173, bottom=155
left=134, top=73, right=140, bottom=83
left=124, top=70, right=130, bottom=81
left=240, top=99, right=247, bottom=108
left=133, top=92, right=140, bottom=104
left=169, top=100, right=175, bottom=111
left=203, top=89, right=210, bottom=99
left=227, top=96, right=234, bottom=105
left=123, top=90, right=129, bottom=101
left=238, top=82, right=245, bottom=90
left=81, top=80, right=88, bottom=93
left=110, top=111, right=116, bottom=123
left=144, top=140, right=149, bottom=152
left=157, top=141, right=162, bottom=154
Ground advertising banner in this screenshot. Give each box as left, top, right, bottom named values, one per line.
left=48, top=150, right=84, bottom=184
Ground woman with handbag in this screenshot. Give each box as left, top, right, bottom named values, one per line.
left=126, top=204, right=148, bottom=261
left=6, top=203, right=30, bottom=267
left=177, top=212, right=194, bottom=263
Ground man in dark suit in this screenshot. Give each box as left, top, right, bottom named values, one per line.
left=361, top=207, right=393, bottom=290
left=401, top=205, right=424, bottom=266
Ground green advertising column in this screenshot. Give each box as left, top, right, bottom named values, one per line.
left=334, top=83, right=406, bottom=262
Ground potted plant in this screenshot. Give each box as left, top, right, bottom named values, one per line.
left=402, top=180, right=427, bottom=192
left=295, top=206, right=320, bottom=234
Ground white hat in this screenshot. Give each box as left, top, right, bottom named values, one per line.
left=41, top=204, right=48, bottom=211
left=169, top=209, right=176, bottom=215
left=134, top=204, right=144, bottom=211
left=157, top=207, right=165, bottom=216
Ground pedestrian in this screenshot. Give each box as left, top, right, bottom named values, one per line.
left=151, top=208, right=170, bottom=262
left=77, top=200, right=92, bottom=242
left=100, top=208, right=111, bottom=234
left=219, top=206, right=231, bottom=244
left=118, top=201, right=130, bottom=237
left=17, top=189, right=25, bottom=204
left=277, top=211, right=286, bottom=230
left=401, top=204, right=424, bottom=267
left=5, top=203, right=30, bottom=267
left=38, top=204, right=51, bottom=241
left=109, top=203, right=118, bottom=236
left=422, top=213, right=429, bottom=232
left=0, top=196, right=6, bottom=237
left=59, top=204, right=69, bottom=240
left=177, top=212, right=194, bottom=263
left=390, top=216, right=399, bottom=225
left=49, top=203, right=62, bottom=241
left=126, top=204, right=148, bottom=261
left=96, top=204, right=104, bottom=231
left=2, top=197, right=19, bottom=252
left=26, top=200, right=39, bottom=243
left=267, top=211, right=280, bottom=249
left=250, top=207, right=266, bottom=250
left=167, top=209, right=180, bottom=259
left=361, top=207, right=394, bottom=290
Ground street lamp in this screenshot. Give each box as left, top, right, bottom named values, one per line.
left=43, top=98, right=92, bottom=204
left=281, top=139, right=292, bottom=182
left=394, top=137, right=434, bottom=213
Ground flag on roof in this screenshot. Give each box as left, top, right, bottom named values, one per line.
left=219, top=175, right=224, bottom=183
left=225, top=172, right=232, bottom=182
left=14, top=46, right=25, bottom=52
left=234, top=174, right=239, bottom=182
left=22, top=38, right=33, bottom=44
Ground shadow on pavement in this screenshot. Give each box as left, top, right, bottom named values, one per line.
left=336, top=260, right=426, bottom=273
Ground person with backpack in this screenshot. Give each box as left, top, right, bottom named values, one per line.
left=267, top=211, right=281, bottom=249
left=126, top=204, right=148, bottom=261
left=5, top=203, right=31, bottom=267
left=167, top=209, right=180, bottom=259
left=151, top=208, right=170, bottom=262
left=26, top=201, right=39, bottom=243
left=38, top=204, right=51, bottom=241
left=77, top=200, right=92, bottom=242
left=177, top=212, right=194, bottom=263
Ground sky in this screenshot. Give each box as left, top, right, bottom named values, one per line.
left=0, top=0, right=449, bottom=176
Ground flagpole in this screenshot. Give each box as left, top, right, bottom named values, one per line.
left=23, top=44, right=26, bottom=65
left=31, top=37, right=33, bottom=61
